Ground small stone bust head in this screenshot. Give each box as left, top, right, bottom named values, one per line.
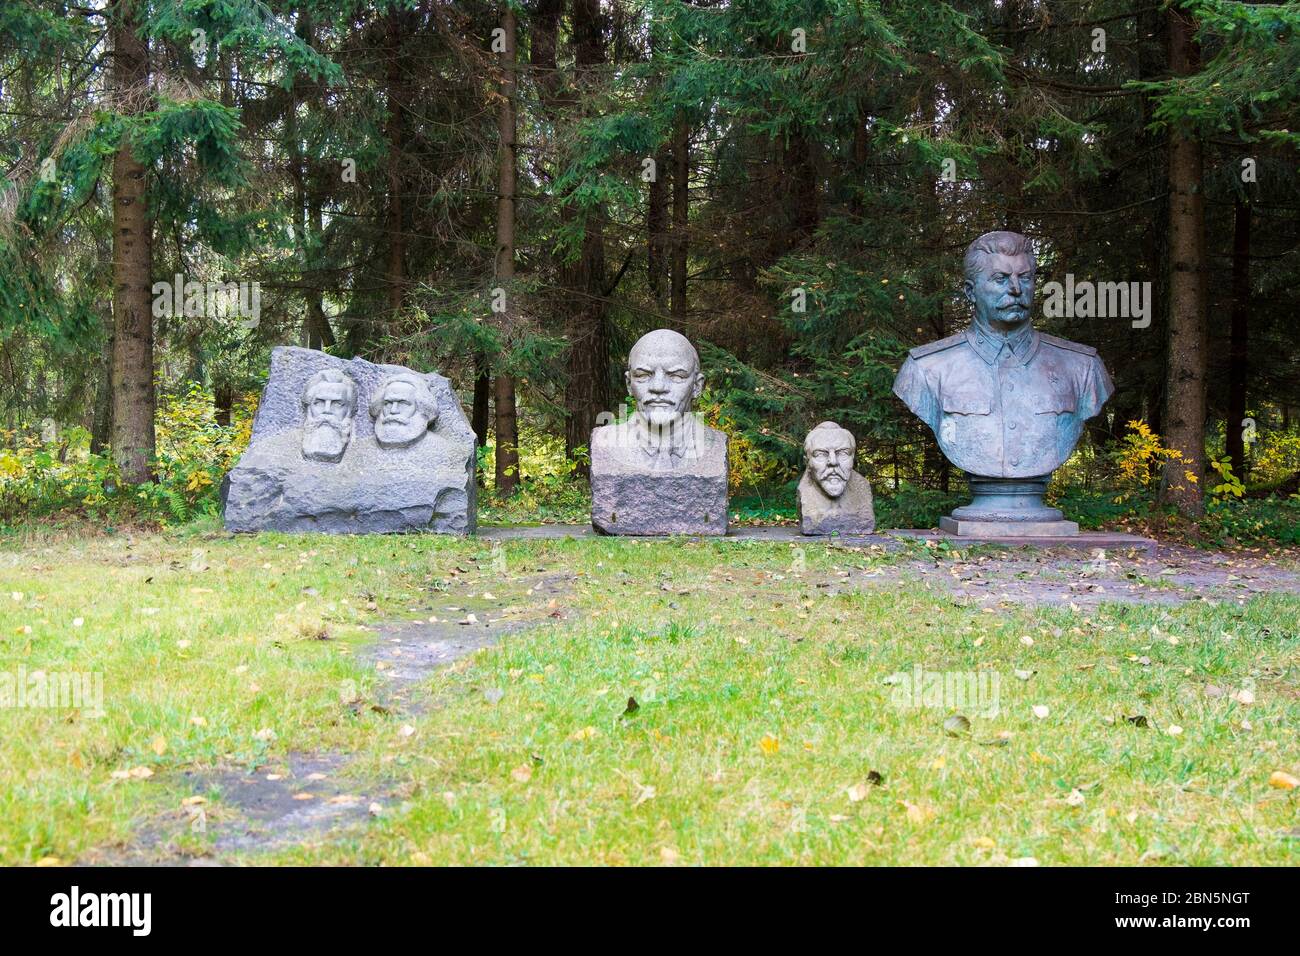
left=370, top=372, right=438, bottom=448
left=301, top=369, right=358, bottom=463
left=962, top=230, right=1037, bottom=333
left=626, top=329, right=703, bottom=429
left=804, top=421, right=857, bottom=499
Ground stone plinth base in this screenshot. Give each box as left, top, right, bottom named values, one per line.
left=589, top=416, right=729, bottom=537
left=942, top=473, right=1078, bottom=538
left=591, top=472, right=728, bottom=536
left=939, top=516, right=1079, bottom=537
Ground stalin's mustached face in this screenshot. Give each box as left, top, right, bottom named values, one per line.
left=965, top=252, right=1036, bottom=332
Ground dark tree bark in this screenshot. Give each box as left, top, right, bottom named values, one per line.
left=645, top=3, right=668, bottom=307
left=529, top=0, right=563, bottom=100
left=293, top=13, right=334, bottom=353
left=562, top=0, right=611, bottom=471
left=1226, top=198, right=1251, bottom=479
left=90, top=324, right=114, bottom=456
left=648, top=146, right=669, bottom=308
left=493, top=4, right=520, bottom=495
left=109, top=0, right=155, bottom=484
left=1137, top=0, right=1169, bottom=480
left=1159, top=5, right=1208, bottom=516
left=473, top=361, right=491, bottom=449
left=214, top=384, right=234, bottom=428
left=920, top=102, right=948, bottom=493
left=383, top=11, right=410, bottom=345
left=670, top=116, right=689, bottom=320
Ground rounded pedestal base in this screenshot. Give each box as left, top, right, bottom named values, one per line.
left=942, top=473, right=1078, bottom=537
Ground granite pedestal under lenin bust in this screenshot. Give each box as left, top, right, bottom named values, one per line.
left=892, top=231, right=1113, bottom=536
left=590, top=329, right=728, bottom=535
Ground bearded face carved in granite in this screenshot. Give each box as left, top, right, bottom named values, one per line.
left=301, top=369, right=358, bottom=463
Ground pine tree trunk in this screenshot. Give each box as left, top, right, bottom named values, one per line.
left=90, top=324, right=114, bottom=456
left=307, top=190, right=334, bottom=349
left=1226, top=198, right=1251, bottom=480
left=646, top=27, right=668, bottom=308
left=1159, top=5, right=1208, bottom=516
left=383, top=13, right=408, bottom=349
left=562, top=0, right=610, bottom=472
left=921, top=117, right=948, bottom=493
left=473, top=361, right=491, bottom=449
left=670, top=117, right=689, bottom=320
left=293, top=13, right=333, bottom=353
left=493, top=5, right=520, bottom=495
left=214, top=384, right=234, bottom=427
left=648, top=147, right=669, bottom=308
left=1137, top=0, right=1169, bottom=465
left=473, top=359, right=491, bottom=487
left=109, top=0, right=155, bottom=484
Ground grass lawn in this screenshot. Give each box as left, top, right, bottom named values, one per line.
left=1, top=521, right=1297, bottom=865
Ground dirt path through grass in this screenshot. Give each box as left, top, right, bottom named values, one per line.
left=79, top=569, right=577, bottom=865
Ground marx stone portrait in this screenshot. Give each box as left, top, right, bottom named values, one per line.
left=370, top=371, right=438, bottom=449
left=797, top=421, right=875, bottom=535
left=892, top=231, right=1114, bottom=534
left=590, top=329, right=728, bottom=535
left=300, top=369, right=358, bottom=463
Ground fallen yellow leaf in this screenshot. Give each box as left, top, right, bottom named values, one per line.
left=1268, top=770, right=1299, bottom=790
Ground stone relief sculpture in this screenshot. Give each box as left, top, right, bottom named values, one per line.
left=893, top=231, right=1114, bottom=535
left=223, top=347, right=475, bottom=534
left=590, top=329, right=728, bottom=535
left=300, top=369, right=358, bottom=463
left=797, top=421, right=875, bottom=535
left=370, top=371, right=437, bottom=449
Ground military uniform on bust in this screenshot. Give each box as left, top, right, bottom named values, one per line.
left=894, top=326, right=1112, bottom=480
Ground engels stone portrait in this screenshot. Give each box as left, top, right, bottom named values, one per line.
left=893, top=230, right=1114, bottom=480
left=370, top=371, right=438, bottom=449
left=300, top=369, right=357, bottom=463
left=592, top=328, right=725, bottom=468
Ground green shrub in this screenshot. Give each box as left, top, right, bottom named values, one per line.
left=0, top=384, right=253, bottom=527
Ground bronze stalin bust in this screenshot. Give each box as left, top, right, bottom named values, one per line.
left=893, top=231, right=1113, bottom=535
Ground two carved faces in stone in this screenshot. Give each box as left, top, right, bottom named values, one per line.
left=300, top=369, right=438, bottom=462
